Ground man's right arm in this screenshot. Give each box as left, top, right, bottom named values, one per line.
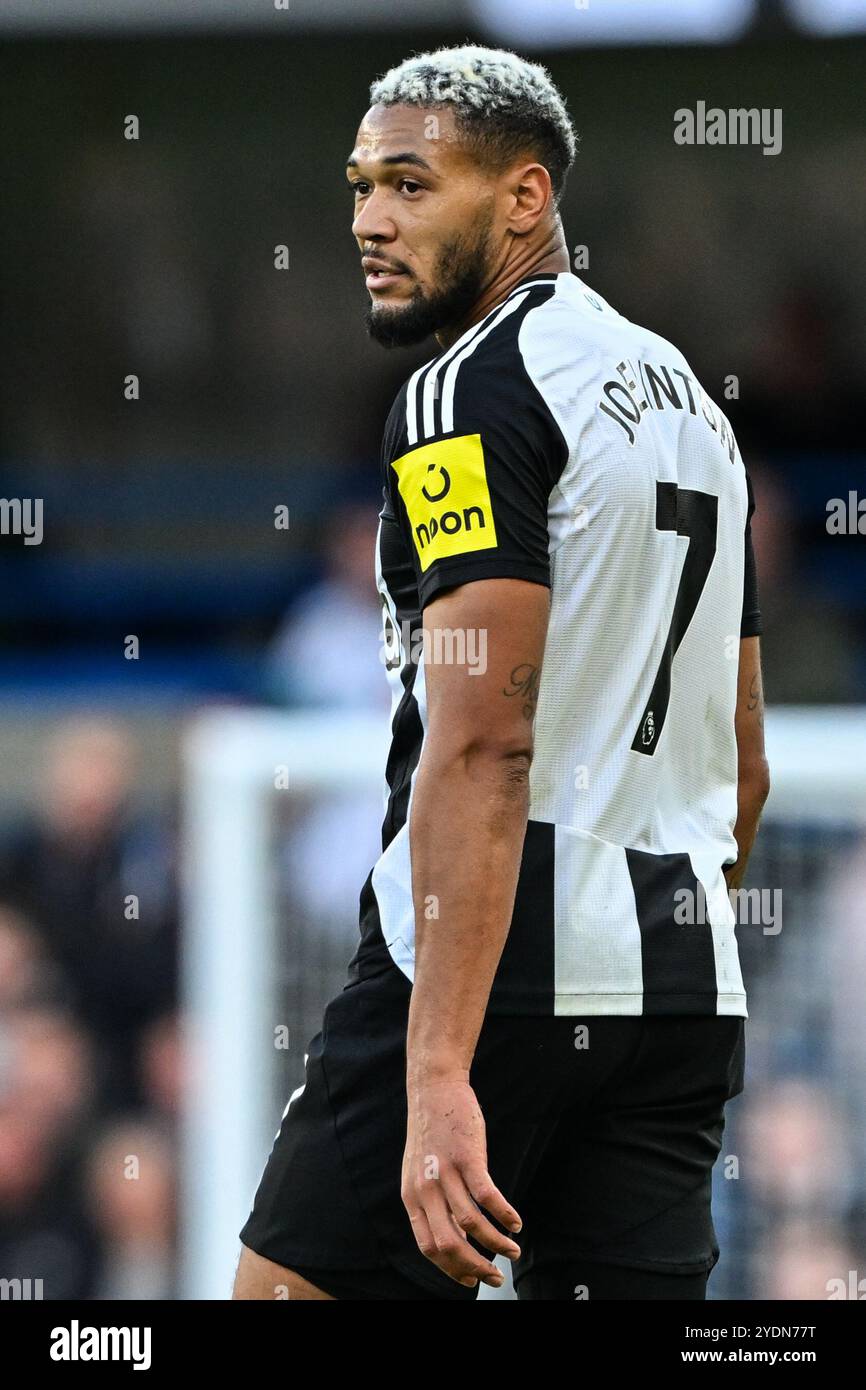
left=726, top=635, right=770, bottom=890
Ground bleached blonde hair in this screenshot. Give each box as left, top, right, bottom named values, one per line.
left=370, top=44, right=577, bottom=204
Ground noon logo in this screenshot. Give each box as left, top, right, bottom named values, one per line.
left=391, top=434, right=498, bottom=571
left=421, top=464, right=450, bottom=502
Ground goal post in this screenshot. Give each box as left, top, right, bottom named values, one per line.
left=179, top=709, right=388, bottom=1300
left=179, top=704, right=866, bottom=1299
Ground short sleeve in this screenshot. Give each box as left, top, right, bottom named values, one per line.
left=385, top=350, right=568, bottom=609
left=741, top=469, right=762, bottom=638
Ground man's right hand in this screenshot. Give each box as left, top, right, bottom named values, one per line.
left=401, top=1075, right=523, bottom=1288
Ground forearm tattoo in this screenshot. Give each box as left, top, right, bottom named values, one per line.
left=747, top=671, right=765, bottom=734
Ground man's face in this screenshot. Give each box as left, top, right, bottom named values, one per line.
left=347, top=104, right=498, bottom=347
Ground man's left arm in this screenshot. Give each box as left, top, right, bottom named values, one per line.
left=401, top=574, right=550, bottom=1290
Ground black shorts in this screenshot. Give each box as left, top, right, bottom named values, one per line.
left=239, top=965, right=745, bottom=1301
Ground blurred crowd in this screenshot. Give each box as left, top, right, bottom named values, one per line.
left=0, top=720, right=181, bottom=1299
left=710, top=822, right=866, bottom=1300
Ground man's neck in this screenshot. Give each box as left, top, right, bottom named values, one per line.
left=435, top=235, right=572, bottom=351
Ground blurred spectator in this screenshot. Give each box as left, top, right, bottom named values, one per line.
left=0, top=1007, right=101, bottom=1299
left=267, top=496, right=387, bottom=919
left=748, top=465, right=861, bottom=702
left=0, top=717, right=179, bottom=1114
left=2, top=1005, right=96, bottom=1134
left=825, top=837, right=866, bottom=1254
left=84, top=1121, right=177, bottom=1301
left=742, top=1079, right=854, bottom=1214
left=735, top=283, right=861, bottom=453
left=265, top=499, right=389, bottom=711
left=138, top=1013, right=185, bottom=1121
left=756, top=1221, right=858, bottom=1301
left=0, top=905, right=61, bottom=1008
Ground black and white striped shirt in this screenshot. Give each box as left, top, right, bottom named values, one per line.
left=348, top=269, right=761, bottom=1016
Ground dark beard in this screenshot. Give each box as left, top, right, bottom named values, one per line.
left=364, top=216, right=494, bottom=349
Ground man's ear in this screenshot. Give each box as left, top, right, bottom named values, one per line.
left=507, top=163, right=553, bottom=235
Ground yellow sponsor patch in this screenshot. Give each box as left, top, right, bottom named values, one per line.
left=391, top=434, right=498, bottom=571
